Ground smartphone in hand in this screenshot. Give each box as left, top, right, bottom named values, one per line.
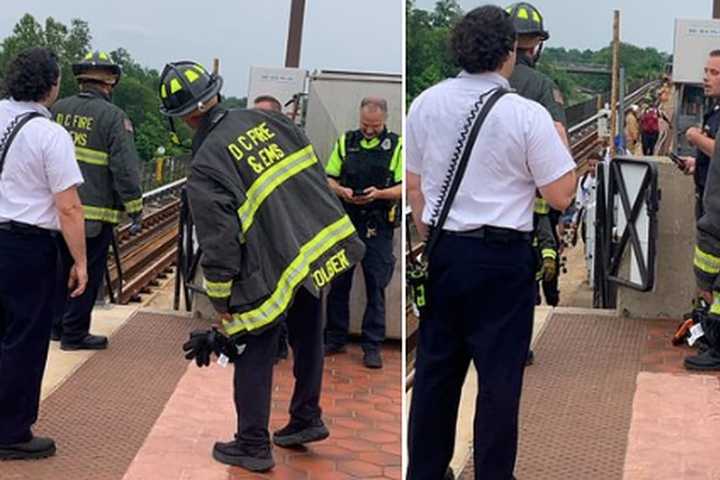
left=669, top=152, right=686, bottom=170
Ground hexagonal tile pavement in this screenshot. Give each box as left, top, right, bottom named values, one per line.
left=121, top=343, right=401, bottom=479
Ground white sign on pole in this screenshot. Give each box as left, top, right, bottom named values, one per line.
left=673, top=19, right=720, bottom=84
left=247, top=66, right=307, bottom=113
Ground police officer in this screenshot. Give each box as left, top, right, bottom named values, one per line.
left=406, top=7, right=576, bottom=479
left=0, top=48, right=87, bottom=460
left=506, top=2, right=569, bottom=310
left=51, top=51, right=143, bottom=350
left=324, top=97, right=402, bottom=369
left=158, top=60, right=364, bottom=472
left=679, top=50, right=720, bottom=220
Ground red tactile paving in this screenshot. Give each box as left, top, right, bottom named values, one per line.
left=0, top=312, right=208, bottom=480
left=122, top=343, right=401, bottom=480
left=461, top=313, right=645, bottom=480
left=460, top=314, right=720, bottom=480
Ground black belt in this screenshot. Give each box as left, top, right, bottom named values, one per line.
left=0, top=221, right=56, bottom=237
left=445, top=225, right=531, bottom=243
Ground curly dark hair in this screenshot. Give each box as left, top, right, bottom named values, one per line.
left=450, top=6, right=517, bottom=74
left=3, top=48, right=60, bottom=102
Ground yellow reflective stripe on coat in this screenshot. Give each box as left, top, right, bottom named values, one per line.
left=534, top=198, right=550, bottom=214
left=338, top=134, right=346, bottom=160
left=711, top=292, right=720, bottom=315
left=83, top=205, right=120, bottom=223
left=237, top=145, right=317, bottom=235
left=541, top=248, right=557, bottom=260
left=75, top=146, right=109, bottom=166
left=694, top=246, right=720, bottom=275
left=205, top=279, right=232, bottom=299
left=223, top=215, right=355, bottom=335
left=124, top=198, right=143, bottom=214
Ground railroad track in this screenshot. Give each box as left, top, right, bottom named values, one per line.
left=105, top=179, right=185, bottom=305
left=404, top=80, right=660, bottom=390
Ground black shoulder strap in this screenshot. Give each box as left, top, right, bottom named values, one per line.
left=424, top=88, right=509, bottom=260
left=0, top=112, right=44, bottom=178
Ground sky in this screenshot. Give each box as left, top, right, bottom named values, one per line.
left=0, top=0, right=403, bottom=97
left=414, top=0, right=713, bottom=54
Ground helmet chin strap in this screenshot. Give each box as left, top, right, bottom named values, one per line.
left=532, top=42, right=544, bottom=64
left=167, top=116, right=180, bottom=145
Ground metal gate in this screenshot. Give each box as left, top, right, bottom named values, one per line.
left=593, top=157, right=659, bottom=308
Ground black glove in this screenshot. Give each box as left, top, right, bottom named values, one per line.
left=182, top=328, right=245, bottom=367
left=129, top=212, right=143, bottom=235
left=213, top=328, right=246, bottom=362
left=183, top=329, right=214, bottom=367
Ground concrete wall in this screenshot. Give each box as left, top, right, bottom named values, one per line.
left=616, top=157, right=696, bottom=319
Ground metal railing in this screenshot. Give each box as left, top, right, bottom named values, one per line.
left=139, top=154, right=192, bottom=193
left=565, top=78, right=655, bottom=129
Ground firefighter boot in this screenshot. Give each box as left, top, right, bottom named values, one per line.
left=684, top=312, right=720, bottom=371
left=273, top=418, right=329, bottom=447
left=212, top=438, right=274, bottom=472
left=684, top=348, right=720, bottom=371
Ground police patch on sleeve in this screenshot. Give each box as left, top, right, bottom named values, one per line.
left=123, top=118, right=134, bottom=133
left=553, top=88, right=565, bottom=106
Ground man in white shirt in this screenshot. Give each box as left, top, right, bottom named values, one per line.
left=0, top=48, right=87, bottom=460
left=405, top=6, right=576, bottom=479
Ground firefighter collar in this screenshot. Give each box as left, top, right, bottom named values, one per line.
left=516, top=53, right=535, bottom=68
left=191, top=105, right=227, bottom=154
left=79, top=85, right=111, bottom=102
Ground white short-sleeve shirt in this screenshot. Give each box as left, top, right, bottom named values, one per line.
left=406, top=71, right=575, bottom=232
left=0, top=99, right=83, bottom=231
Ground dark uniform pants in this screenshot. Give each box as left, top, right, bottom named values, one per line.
left=407, top=234, right=535, bottom=480
left=326, top=227, right=395, bottom=351
left=54, top=223, right=113, bottom=342
left=0, top=230, right=58, bottom=444
left=696, top=184, right=705, bottom=222
left=233, top=287, right=324, bottom=448
left=642, top=131, right=659, bottom=156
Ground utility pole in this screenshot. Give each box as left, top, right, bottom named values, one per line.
left=714, top=0, right=720, bottom=19
left=285, top=0, right=306, bottom=68
left=609, top=10, right=620, bottom=156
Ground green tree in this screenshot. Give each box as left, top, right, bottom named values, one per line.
left=0, top=14, right=192, bottom=162
left=406, top=2, right=670, bottom=107
left=0, top=14, right=92, bottom=98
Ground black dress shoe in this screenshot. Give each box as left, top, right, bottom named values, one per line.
left=363, top=350, right=383, bottom=369
left=684, top=348, right=720, bottom=371
left=61, top=334, right=108, bottom=351
left=273, top=418, right=329, bottom=447
left=0, top=436, right=56, bottom=460
left=526, top=349, right=535, bottom=366
left=212, top=439, right=274, bottom=471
